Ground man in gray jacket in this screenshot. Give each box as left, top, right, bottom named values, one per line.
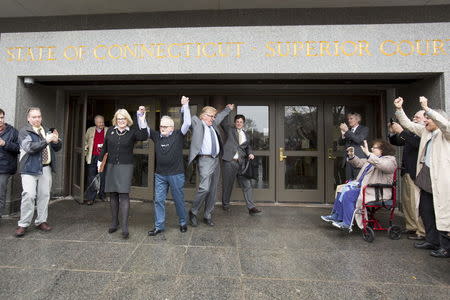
left=188, top=104, right=233, bottom=227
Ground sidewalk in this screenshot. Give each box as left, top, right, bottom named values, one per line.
left=0, top=199, right=449, bottom=299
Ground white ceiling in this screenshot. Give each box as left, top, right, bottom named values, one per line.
left=1, top=0, right=450, bottom=18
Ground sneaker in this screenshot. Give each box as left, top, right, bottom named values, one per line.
left=332, top=221, right=351, bottom=230
left=320, top=214, right=338, bottom=223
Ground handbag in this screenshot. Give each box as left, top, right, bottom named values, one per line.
left=239, top=159, right=258, bottom=180
left=415, top=163, right=432, bottom=194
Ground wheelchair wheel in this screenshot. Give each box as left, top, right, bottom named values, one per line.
left=388, top=225, right=402, bottom=240
left=362, top=227, right=375, bottom=242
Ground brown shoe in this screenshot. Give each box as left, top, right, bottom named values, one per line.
left=36, top=222, right=52, bottom=232
left=15, top=226, right=27, bottom=237
left=408, top=234, right=425, bottom=240
left=249, top=207, right=262, bottom=215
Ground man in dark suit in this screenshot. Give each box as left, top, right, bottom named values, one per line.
left=221, top=114, right=261, bottom=215
left=188, top=104, right=233, bottom=227
left=389, top=110, right=426, bottom=240
left=338, top=112, right=369, bottom=180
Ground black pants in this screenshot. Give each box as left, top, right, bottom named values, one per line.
left=86, top=155, right=105, bottom=201
left=345, top=162, right=360, bottom=181
left=419, top=189, right=450, bottom=250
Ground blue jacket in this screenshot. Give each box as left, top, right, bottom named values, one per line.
left=18, top=124, right=62, bottom=175
left=0, top=124, right=20, bottom=175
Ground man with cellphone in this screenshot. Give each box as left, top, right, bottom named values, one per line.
left=338, top=112, right=369, bottom=180
left=15, top=107, right=62, bottom=237
left=0, top=108, right=20, bottom=218
left=388, top=111, right=426, bottom=240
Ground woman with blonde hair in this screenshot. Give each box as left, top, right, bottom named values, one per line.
left=99, top=108, right=148, bottom=239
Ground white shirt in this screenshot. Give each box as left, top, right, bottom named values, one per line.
left=233, top=129, right=247, bottom=159
left=200, top=121, right=220, bottom=156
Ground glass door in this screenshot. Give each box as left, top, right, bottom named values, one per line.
left=276, top=97, right=325, bottom=202
left=324, top=96, right=376, bottom=203
left=227, top=96, right=276, bottom=202
left=68, top=94, right=87, bottom=203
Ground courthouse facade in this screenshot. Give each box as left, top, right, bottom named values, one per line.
left=0, top=1, right=449, bottom=214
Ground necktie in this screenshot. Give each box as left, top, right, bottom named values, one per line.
left=209, top=126, right=217, bottom=157
left=238, top=129, right=244, bottom=145
left=38, top=128, right=50, bottom=164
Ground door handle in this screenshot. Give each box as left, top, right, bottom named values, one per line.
left=279, top=147, right=287, bottom=162
left=328, top=148, right=337, bottom=160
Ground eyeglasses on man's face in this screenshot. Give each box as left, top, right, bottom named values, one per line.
left=205, top=114, right=215, bottom=119
left=117, top=118, right=126, bottom=121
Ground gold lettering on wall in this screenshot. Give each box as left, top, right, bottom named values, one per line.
left=4, top=38, right=448, bottom=62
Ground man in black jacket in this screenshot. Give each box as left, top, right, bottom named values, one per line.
left=0, top=108, right=20, bottom=217
left=389, top=110, right=426, bottom=240
left=338, top=112, right=369, bottom=180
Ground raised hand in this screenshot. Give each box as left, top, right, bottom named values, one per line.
left=361, top=140, right=370, bottom=156
left=393, top=97, right=403, bottom=109
left=419, top=96, right=429, bottom=111
left=346, top=147, right=355, bottom=158
left=181, top=96, right=190, bottom=105
left=52, top=129, right=59, bottom=143
left=391, top=122, right=403, bottom=134
left=249, top=154, right=255, bottom=160
left=226, top=104, right=235, bottom=110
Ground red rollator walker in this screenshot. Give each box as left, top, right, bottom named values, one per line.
left=349, top=169, right=402, bottom=242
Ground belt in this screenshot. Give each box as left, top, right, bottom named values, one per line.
left=199, top=154, right=214, bottom=158
left=43, top=163, right=50, bottom=167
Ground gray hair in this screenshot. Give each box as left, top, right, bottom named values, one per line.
left=160, top=116, right=174, bottom=127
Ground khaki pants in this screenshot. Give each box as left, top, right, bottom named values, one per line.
left=402, top=174, right=425, bottom=236
left=18, top=166, right=52, bottom=228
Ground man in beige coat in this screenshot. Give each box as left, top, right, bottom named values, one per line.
left=395, top=96, right=450, bottom=258
left=84, top=115, right=108, bottom=205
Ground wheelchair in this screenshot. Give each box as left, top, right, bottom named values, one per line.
left=350, top=169, right=402, bottom=242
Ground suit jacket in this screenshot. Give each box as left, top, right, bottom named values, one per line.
left=188, top=107, right=231, bottom=164
left=389, top=131, right=420, bottom=180
left=84, top=126, right=108, bottom=164
left=221, top=118, right=253, bottom=162
left=338, top=124, right=369, bottom=160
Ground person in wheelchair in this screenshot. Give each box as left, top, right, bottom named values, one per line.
left=321, top=139, right=397, bottom=230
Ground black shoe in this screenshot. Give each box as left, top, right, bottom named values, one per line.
left=408, top=234, right=425, bottom=241
left=108, top=227, right=118, bottom=234
left=180, top=225, right=188, bottom=233
left=189, top=211, right=198, bottom=227
left=222, top=205, right=231, bottom=212
left=249, top=207, right=262, bottom=215
left=414, top=241, right=439, bottom=250
left=122, top=232, right=129, bottom=239
left=430, top=248, right=450, bottom=258
left=203, top=218, right=215, bottom=226
left=148, top=228, right=164, bottom=236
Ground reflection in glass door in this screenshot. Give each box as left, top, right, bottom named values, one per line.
left=276, top=98, right=324, bottom=202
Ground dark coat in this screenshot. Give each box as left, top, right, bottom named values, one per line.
left=0, top=124, right=20, bottom=175
left=18, top=124, right=62, bottom=175
left=221, top=118, right=253, bottom=162
left=389, top=130, right=420, bottom=180
left=100, top=126, right=148, bottom=165
left=339, top=124, right=369, bottom=160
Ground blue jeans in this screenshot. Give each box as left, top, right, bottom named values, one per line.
left=154, top=173, right=186, bottom=230
left=332, top=188, right=361, bottom=226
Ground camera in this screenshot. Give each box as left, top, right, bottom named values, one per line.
left=389, top=118, right=395, bottom=125
left=23, top=77, right=35, bottom=87
left=47, top=128, right=55, bottom=134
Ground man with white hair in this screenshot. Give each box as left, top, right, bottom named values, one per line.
left=395, top=96, right=450, bottom=258
left=147, top=96, right=191, bottom=236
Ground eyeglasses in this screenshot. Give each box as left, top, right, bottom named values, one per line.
left=117, top=118, right=126, bottom=121
left=205, top=114, right=215, bottom=119
left=371, top=146, right=381, bottom=149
